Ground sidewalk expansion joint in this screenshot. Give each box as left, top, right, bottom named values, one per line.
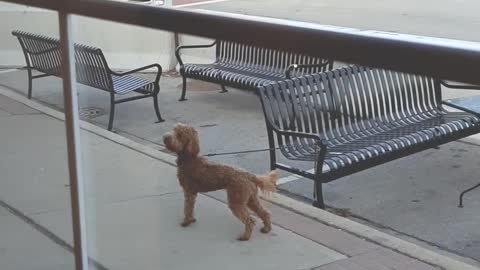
left=104, top=191, right=182, bottom=205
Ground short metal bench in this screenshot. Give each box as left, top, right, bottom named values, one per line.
left=12, top=30, right=164, bottom=131
left=175, top=40, right=333, bottom=101
left=258, top=65, right=480, bottom=209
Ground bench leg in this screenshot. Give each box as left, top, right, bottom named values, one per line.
left=27, top=69, right=33, bottom=99
left=108, top=94, right=115, bottom=131
left=153, top=92, right=165, bottom=123
left=459, top=182, right=480, bottom=208
left=220, top=84, right=228, bottom=93
left=313, top=150, right=326, bottom=209
left=267, top=129, right=276, bottom=171
left=179, top=76, right=187, bottom=101
left=312, top=181, right=325, bottom=209
left=269, top=151, right=276, bottom=171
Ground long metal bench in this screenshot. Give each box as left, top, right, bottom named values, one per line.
left=12, top=30, right=164, bottom=131
left=175, top=40, right=333, bottom=101
left=258, top=65, right=480, bottom=209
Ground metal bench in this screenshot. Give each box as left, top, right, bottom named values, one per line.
left=258, top=65, right=480, bottom=209
left=12, top=30, right=164, bottom=131
left=175, top=40, right=333, bottom=101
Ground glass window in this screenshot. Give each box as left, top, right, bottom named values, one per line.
left=2, top=1, right=480, bottom=269
left=0, top=3, right=74, bottom=269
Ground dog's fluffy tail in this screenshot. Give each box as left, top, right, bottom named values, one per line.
left=254, top=170, right=278, bottom=196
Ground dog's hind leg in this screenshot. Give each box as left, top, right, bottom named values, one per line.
left=229, top=205, right=255, bottom=241
left=248, top=196, right=272, bottom=233
left=181, top=191, right=197, bottom=227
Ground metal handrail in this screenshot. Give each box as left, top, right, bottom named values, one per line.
left=3, top=0, right=480, bottom=85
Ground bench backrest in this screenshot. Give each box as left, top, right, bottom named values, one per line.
left=259, top=66, right=442, bottom=142
left=12, top=31, right=63, bottom=76
left=216, top=40, right=332, bottom=76
left=12, top=31, right=114, bottom=91
left=74, top=44, right=113, bottom=91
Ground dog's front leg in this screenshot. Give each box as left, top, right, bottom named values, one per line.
left=181, top=191, right=197, bottom=227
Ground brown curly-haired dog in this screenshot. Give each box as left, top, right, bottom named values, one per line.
left=163, top=123, right=277, bottom=241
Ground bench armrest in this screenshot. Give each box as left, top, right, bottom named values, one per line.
left=441, top=99, right=480, bottom=118
left=110, top=63, right=162, bottom=85
left=175, top=41, right=217, bottom=68
left=438, top=80, right=480, bottom=116
left=274, top=129, right=328, bottom=150
left=111, top=64, right=162, bottom=76
left=439, top=80, right=480, bottom=90
left=285, top=60, right=333, bottom=79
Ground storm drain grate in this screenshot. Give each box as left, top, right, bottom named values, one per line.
left=79, top=107, right=105, bottom=120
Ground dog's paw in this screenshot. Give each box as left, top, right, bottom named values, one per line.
left=180, top=218, right=196, bottom=227
left=237, top=235, right=250, bottom=241
left=260, top=226, right=271, bottom=234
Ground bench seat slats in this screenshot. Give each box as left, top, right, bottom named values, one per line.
left=183, top=63, right=283, bottom=89
left=112, top=75, right=155, bottom=95
left=176, top=40, right=333, bottom=100
left=278, top=111, right=479, bottom=162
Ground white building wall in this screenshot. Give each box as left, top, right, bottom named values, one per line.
left=0, top=2, right=177, bottom=71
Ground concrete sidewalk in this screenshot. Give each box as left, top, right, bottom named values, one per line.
left=0, top=90, right=467, bottom=270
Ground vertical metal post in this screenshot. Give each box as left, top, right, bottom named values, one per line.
left=59, top=11, right=89, bottom=270
left=162, top=0, right=177, bottom=71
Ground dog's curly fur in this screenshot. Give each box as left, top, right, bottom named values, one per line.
left=163, top=124, right=278, bottom=241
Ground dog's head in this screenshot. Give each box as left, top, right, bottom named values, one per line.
left=163, top=123, right=200, bottom=157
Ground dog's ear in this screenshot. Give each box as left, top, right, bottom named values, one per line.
left=184, top=127, right=200, bottom=157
